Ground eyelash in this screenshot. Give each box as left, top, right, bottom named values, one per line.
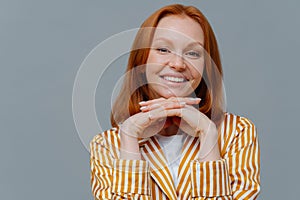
left=155, top=48, right=201, bottom=58
left=156, top=47, right=171, bottom=53
left=186, top=51, right=201, bottom=58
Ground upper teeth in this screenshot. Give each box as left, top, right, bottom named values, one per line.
left=163, top=76, right=185, bottom=83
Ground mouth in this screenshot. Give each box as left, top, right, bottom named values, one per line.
left=160, top=75, right=189, bottom=83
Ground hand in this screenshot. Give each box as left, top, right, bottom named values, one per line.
left=139, top=97, right=221, bottom=161
left=120, top=99, right=186, bottom=139
left=119, top=98, right=188, bottom=160
left=139, top=97, right=212, bottom=137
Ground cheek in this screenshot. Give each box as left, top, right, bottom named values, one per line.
left=147, top=51, right=168, bottom=64
left=145, top=67, right=152, bottom=82
left=145, top=55, right=167, bottom=79
left=145, top=63, right=161, bottom=82
left=189, top=60, right=205, bottom=79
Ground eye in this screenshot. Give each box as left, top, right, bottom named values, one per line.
left=185, top=51, right=201, bottom=58
left=156, top=47, right=171, bottom=54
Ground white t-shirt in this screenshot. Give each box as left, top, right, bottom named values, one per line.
left=154, top=132, right=188, bottom=187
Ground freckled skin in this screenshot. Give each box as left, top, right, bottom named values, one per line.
left=146, top=15, right=205, bottom=98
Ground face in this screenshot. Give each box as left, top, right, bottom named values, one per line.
left=146, top=15, right=205, bottom=98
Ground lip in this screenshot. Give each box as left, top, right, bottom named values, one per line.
left=159, top=73, right=189, bottom=81
left=159, top=76, right=188, bottom=87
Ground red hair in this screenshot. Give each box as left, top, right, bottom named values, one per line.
left=110, top=4, right=225, bottom=128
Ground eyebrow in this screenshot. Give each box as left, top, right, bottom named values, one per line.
left=153, top=37, right=204, bottom=47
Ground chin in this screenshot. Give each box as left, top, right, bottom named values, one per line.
left=160, top=87, right=195, bottom=98
left=149, top=85, right=194, bottom=99
left=159, top=91, right=191, bottom=98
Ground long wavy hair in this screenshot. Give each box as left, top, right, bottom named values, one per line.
left=110, top=4, right=225, bottom=128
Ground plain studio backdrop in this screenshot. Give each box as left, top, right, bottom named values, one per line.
left=1, top=0, right=299, bottom=199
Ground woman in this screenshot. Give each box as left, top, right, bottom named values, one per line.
left=90, top=4, right=260, bottom=200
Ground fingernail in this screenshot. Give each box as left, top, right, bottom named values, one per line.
left=180, top=102, right=186, bottom=105
left=190, top=97, right=201, bottom=101
left=140, top=106, right=147, bottom=110
left=139, top=101, right=146, bottom=105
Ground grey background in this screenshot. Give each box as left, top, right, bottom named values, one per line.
left=1, top=0, right=299, bottom=199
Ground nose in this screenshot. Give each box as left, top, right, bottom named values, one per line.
left=169, top=53, right=186, bottom=70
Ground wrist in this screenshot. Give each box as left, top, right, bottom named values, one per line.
left=119, top=126, right=141, bottom=160
left=198, top=122, right=220, bottom=161
left=199, top=143, right=221, bottom=162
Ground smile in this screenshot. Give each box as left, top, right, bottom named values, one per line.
left=161, top=76, right=188, bottom=83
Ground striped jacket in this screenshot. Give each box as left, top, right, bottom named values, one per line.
left=90, top=112, right=260, bottom=199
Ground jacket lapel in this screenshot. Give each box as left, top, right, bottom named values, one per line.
left=176, top=136, right=201, bottom=198
left=139, top=137, right=177, bottom=200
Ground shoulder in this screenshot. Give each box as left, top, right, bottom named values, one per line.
left=90, top=126, right=120, bottom=149
left=222, top=112, right=256, bottom=131
left=220, top=112, right=258, bottom=143
left=219, top=112, right=259, bottom=156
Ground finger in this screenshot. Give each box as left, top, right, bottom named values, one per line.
left=165, top=109, right=184, bottom=118
left=164, top=96, right=201, bottom=104
left=139, top=98, right=165, bottom=106
left=140, top=101, right=186, bottom=112
left=139, top=97, right=201, bottom=107
left=146, top=105, right=166, bottom=121
left=139, top=97, right=181, bottom=106
left=140, top=103, right=161, bottom=112
left=146, top=99, right=199, bottom=112
left=162, top=101, right=186, bottom=110
left=168, top=97, right=201, bottom=104
left=149, top=107, right=184, bottom=119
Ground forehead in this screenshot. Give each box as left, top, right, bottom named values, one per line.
left=153, top=15, right=204, bottom=44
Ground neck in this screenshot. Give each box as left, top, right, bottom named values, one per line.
left=159, top=124, right=180, bottom=136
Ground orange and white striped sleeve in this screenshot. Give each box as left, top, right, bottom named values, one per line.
left=90, top=130, right=151, bottom=200
left=190, top=115, right=260, bottom=199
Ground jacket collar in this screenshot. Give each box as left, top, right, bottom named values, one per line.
left=139, top=134, right=201, bottom=199
left=139, top=136, right=177, bottom=199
